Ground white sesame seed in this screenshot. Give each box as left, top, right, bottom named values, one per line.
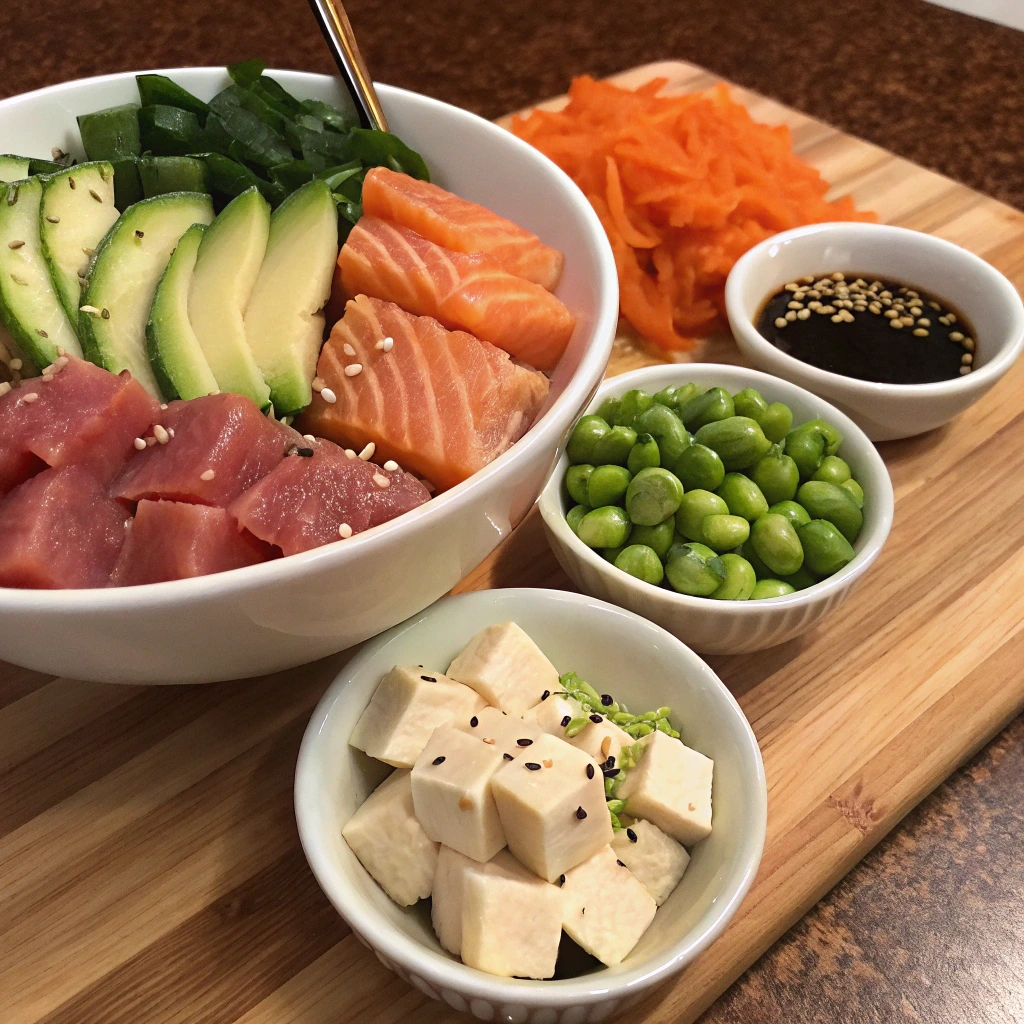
left=311, top=376, right=325, bottom=392
left=345, top=449, right=357, bottom=458
left=373, top=472, right=390, bottom=488
left=383, top=460, right=399, bottom=471
left=153, top=423, right=170, bottom=444
left=22, top=392, right=38, bottom=403
left=146, top=436, right=157, bottom=446
left=375, top=339, right=385, bottom=350
left=884, top=309, right=898, bottom=319
left=303, top=434, right=316, bottom=444
left=0, top=382, right=11, bottom=397
left=343, top=343, right=356, bottom=357
left=338, top=522, right=353, bottom=539
left=320, top=387, right=337, bottom=404
left=167, top=427, right=174, bottom=438
left=79, top=304, right=101, bottom=316
left=9, top=358, right=22, bottom=371
left=358, top=442, right=375, bottom=460
left=200, top=469, right=215, bottom=481
left=133, top=437, right=147, bottom=451
left=344, top=363, right=363, bottom=377
left=160, top=403, right=168, bottom=410
left=382, top=336, right=394, bottom=352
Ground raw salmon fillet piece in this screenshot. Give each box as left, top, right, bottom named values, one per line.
left=338, top=216, right=575, bottom=372
left=362, top=166, right=565, bottom=291
left=298, top=295, right=550, bottom=492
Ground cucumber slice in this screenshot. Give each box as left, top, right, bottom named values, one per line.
left=135, top=74, right=209, bottom=120
left=188, top=186, right=271, bottom=408
left=244, top=179, right=337, bottom=415
left=138, top=156, right=211, bottom=198
left=77, top=105, right=143, bottom=210
left=0, top=155, right=31, bottom=183
left=39, top=162, right=120, bottom=326
left=0, top=178, right=82, bottom=368
left=146, top=223, right=218, bottom=400
left=79, top=191, right=214, bottom=398
left=138, top=105, right=206, bottom=156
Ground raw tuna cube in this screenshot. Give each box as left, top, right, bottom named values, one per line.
left=411, top=724, right=507, bottom=863
left=447, top=622, right=560, bottom=716
left=610, top=819, right=690, bottom=906
left=453, top=705, right=542, bottom=761
left=523, top=692, right=583, bottom=737
left=490, top=732, right=611, bottom=883
left=0, top=465, right=129, bottom=588
left=109, top=500, right=273, bottom=586
left=617, top=731, right=714, bottom=846
left=560, top=845, right=657, bottom=966
left=229, top=439, right=430, bottom=555
left=114, top=393, right=296, bottom=508
left=341, top=769, right=438, bottom=906
left=349, top=666, right=486, bottom=769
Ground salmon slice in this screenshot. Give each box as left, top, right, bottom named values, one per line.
left=338, top=217, right=575, bottom=372
left=297, top=295, right=550, bottom=492
left=362, top=166, right=566, bottom=291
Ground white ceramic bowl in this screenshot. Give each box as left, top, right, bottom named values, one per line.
left=539, top=364, right=894, bottom=655
left=725, top=222, right=1024, bottom=441
left=0, top=69, right=618, bottom=684
left=295, top=588, right=767, bottom=1024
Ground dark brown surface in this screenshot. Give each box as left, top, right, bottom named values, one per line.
left=1, top=0, right=1023, bottom=1021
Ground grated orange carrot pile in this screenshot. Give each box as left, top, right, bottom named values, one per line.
left=511, top=76, right=877, bottom=351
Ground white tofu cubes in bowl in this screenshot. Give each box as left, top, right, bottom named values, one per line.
left=341, top=621, right=714, bottom=979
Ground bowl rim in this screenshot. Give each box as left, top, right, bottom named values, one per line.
left=293, top=586, right=768, bottom=1006
left=0, top=69, right=619, bottom=609
left=538, top=362, right=895, bottom=614
left=724, top=221, right=1024, bottom=399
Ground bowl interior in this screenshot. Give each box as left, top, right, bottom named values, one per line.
left=296, top=589, right=766, bottom=997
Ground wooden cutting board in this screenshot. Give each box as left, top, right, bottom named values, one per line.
left=4, top=60, right=1024, bottom=1024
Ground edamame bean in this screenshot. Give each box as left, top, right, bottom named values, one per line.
left=595, top=396, right=620, bottom=424
left=768, top=499, right=812, bottom=531
left=591, top=425, right=638, bottom=466
left=750, top=513, right=804, bottom=576
left=812, top=455, right=852, bottom=485
left=566, top=414, right=610, bottom=465
left=760, top=402, right=794, bottom=444
left=679, top=386, right=735, bottom=430
left=665, top=546, right=727, bottom=596
left=798, top=519, right=856, bottom=576
left=710, top=553, right=756, bottom=600
left=566, top=503, right=589, bottom=535
left=673, top=443, right=726, bottom=491
left=840, top=478, right=865, bottom=508
left=803, top=418, right=842, bottom=456
left=685, top=541, right=719, bottom=560
left=612, top=389, right=653, bottom=429
left=796, top=480, right=863, bottom=543
left=652, top=386, right=679, bottom=408
left=783, top=423, right=826, bottom=480
left=627, top=433, right=661, bottom=474
left=694, top=416, right=772, bottom=471
left=578, top=506, right=632, bottom=549
left=702, top=513, right=751, bottom=552
left=778, top=565, right=818, bottom=590
left=628, top=518, right=676, bottom=558
left=667, top=382, right=705, bottom=415
left=587, top=464, right=632, bottom=508
left=614, top=544, right=665, bottom=585
left=750, top=578, right=796, bottom=600
left=602, top=544, right=627, bottom=562
left=675, top=489, right=729, bottom=542
left=733, top=387, right=768, bottom=421
left=665, top=538, right=692, bottom=564
left=749, top=448, right=800, bottom=505
left=740, top=539, right=773, bottom=580
left=635, top=404, right=691, bottom=464
left=565, top=464, right=594, bottom=506
left=717, top=472, right=769, bottom=521
left=626, top=467, right=684, bottom=526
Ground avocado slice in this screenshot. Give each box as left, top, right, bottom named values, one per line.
left=0, top=178, right=82, bottom=369
left=187, top=186, right=272, bottom=408
left=243, top=178, right=338, bottom=415
left=0, top=156, right=31, bottom=184
left=146, top=222, right=218, bottom=400
left=79, top=191, right=214, bottom=398
left=39, top=162, right=120, bottom=327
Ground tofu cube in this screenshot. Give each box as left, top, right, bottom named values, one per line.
left=431, top=845, right=482, bottom=956
left=411, top=725, right=506, bottom=862
left=610, top=819, right=690, bottom=905
left=490, top=732, right=612, bottom=882
left=461, top=850, right=564, bottom=979
left=453, top=705, right=542, bottom=760
left=568, top=716, right=634, bottom=766
left=522, top=692, right=582, bottom=736
left=561, top=845, right=657, bottom=966
left=447, top=622, right=560, bottom=716
left=350, top=666, right=487, bottom=769
left=616, top=731, right=713, bottom=846
left=341, top=769, right=438, bottom=906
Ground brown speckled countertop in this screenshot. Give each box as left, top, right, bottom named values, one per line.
left=1, top=0, right=1022, bottom=1019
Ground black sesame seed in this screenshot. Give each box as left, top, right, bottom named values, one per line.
left=626, top=828, right=638, bottom=843
left=601, top=694, right=613, bottom=706
left=297, top=447, right=314, bottom=457
left=616, top=860, right=627, bottom=868
left=603, top=768, right=620, bottom=778
left=432, top=755, right=446, bottom=765
left=516, top=738, right=533, bottom=747
left=589, top=714, right=603, bottom=724
left=558, top=874, right=566, bottom=886
left=470, top=716, right=479, bottom=728
left=503, top=753, right=514, bottom=760
left=603, top=755, right=616, bottom=769
left=561, top=715, right=572, bottom=728
left=421, top=675, right=437, bottom=682
left=586, top=763, right=595, bottom=779
left=525, top=762, right=542, bottom=771
left=541, top=690, right=550, bottom=701
left=575, top=806, right=587, bottom=820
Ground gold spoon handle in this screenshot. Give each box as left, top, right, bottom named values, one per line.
left=306, top=0, right=390, bottom=132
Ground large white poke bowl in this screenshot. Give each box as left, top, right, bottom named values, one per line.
left=0, top=69, right=618, bottom=684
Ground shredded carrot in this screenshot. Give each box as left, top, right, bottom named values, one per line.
left=511, top=77, right=877, bottom=351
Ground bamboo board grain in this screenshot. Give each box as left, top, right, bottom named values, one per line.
left=3, top=60, right=1024, bottom=1024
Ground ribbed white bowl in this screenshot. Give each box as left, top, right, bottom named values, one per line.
left=539, top=364, right=894, bottom=655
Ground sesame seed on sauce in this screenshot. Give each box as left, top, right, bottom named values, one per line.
left=358, top=442, right=375, bottom=460
left=344, top=363, right=363, bottom=377
left=22, top=392, right=38, bottom=404
left=626, top=827, right=638, bottom=843
left=343, top=343, right=356, bottom=357
left=561, top=715, right=572, bottom=728
left=373, top=472, right=390, bottom=488
left=338, top=523, right=353, bottom=539
left=133, top=437, right=147, bottom=451
left=431, top=755, right=446, bottom=766
left=320, top=387, right=337, bottom=404
left=586, top=763, right=595, bottom=779
left=200, top=469, right=215, bottom=481
left=383, top=460, right=399, bottom=472
left=421, top=675, right=437, bottom=682
left=503, top=753, right=513, bottom=760
left=525, top=762, right=541, bottom=771
left=516, top=738, right=533, bottom=746
left=153, top=424, right=170, bottom=444
left=469, top=716, right=479, bottom=727
left=575, top=806, right=587, bottom=820
left=589, top=714, right=603, bottom=724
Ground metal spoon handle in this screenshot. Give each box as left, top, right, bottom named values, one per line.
left=306, top=0, right=389, bottom=132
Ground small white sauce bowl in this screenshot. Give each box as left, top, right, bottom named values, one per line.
left=724, top=222, right=1024, bottom=441
left=538, top=364, right=894, bottom=655
left=295, top=587, right=766, bottom=1024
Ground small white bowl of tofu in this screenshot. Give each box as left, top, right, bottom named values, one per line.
left=294, top=588, right=766, bottom=1023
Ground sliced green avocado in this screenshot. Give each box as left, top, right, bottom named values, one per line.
left=0, top=156, right=31, bottom=184
left=79, top=191, right=214, bottom=398
left=188, top=186, right=272, bottom=409
left=39, top=162, right=120, bottom=326
left=0, top=178, right=82, bottom=369
left=243, top=178, right=338, bottom=415
left=147, top=222, right=218, bottom=400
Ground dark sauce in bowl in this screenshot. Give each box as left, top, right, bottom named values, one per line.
left=756, top=274, right=976, bottom=384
